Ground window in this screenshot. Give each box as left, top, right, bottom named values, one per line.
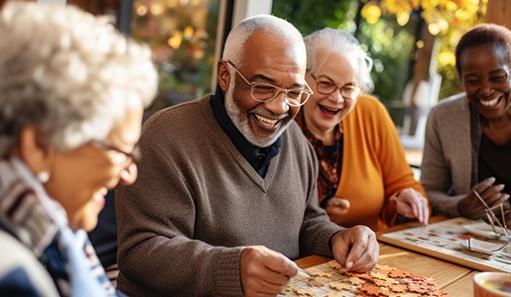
left=132, top=0, right=220, bottom=114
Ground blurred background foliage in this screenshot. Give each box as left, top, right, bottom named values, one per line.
left=132, top=0, right=219, bottom=114
left=130, top=0, right=488, bottom=127
left=273, top=0, right=487, bottom=108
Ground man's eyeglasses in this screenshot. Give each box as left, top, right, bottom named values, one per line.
left=310, top=74, right=362, bottom=100
left=92, top=140, right=141, bottom=163
left=226, top=61, right=313, bottom=107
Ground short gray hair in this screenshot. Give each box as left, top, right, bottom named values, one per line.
left=222, top=14, right=305, bottom=67
left=0, top=2, right=158, bottom=156
left=304, top=28, right=374, bottom=93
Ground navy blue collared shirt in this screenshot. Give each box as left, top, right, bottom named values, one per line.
left=210, top=86, right=281, bottom=177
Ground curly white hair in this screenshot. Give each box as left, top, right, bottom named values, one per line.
left=0, top=2, right=158, bottom=156
left=304, top=28, right=374, bottom=93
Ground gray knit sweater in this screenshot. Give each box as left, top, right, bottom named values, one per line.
left=421, top=93, right=481, bottom=217
left=115, top=95, right=342, bottom=296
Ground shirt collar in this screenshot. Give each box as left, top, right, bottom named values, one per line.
left=210, top=86, right=281, bottom=174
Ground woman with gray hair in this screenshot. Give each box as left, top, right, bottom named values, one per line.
left=295, top=28, right=430, bottom=231
left=0, top=2, right=157, bottom=296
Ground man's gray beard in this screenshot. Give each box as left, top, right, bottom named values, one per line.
left=224, top=79, right=291, bottom=148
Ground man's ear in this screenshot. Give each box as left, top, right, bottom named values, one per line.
left=217, top=60, right=231, bottom=93
left=19, top=127, right=52, bottom=174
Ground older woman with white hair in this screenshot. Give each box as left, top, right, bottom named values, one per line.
left=295, top=28, right=430, bottom=231
left=0, top=2, right=157, bottom=296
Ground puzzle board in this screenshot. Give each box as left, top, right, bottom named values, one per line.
left=378, top=217, right=511, bottom=272
left=278, top=261, right=447, bottom=296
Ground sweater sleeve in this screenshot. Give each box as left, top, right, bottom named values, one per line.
left=115, top=106, right=244, bottom=297
left=421, top=104, right=464, bottom=217
left=364, top=97, right=429, bottom=227
left=297, top=135, right=344, bottom=258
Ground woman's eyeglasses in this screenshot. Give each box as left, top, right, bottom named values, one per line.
left=92, top=140, right=141, bottom=163
left=310, top=73, right=362, bottom=100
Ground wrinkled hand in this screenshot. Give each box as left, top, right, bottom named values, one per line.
left=393, top=188, right=429, bottom=225
left=330, top=225, right=379, bottom=273
left=458, top=177, right=510, bottom=219
left=240, top=246, right=298, bottom=297
left=325, top=197, right=350, bottom=223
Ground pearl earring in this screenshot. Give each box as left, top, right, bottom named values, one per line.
left=37, top=171, right=50, bottom=184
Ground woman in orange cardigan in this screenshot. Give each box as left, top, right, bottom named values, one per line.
left=296, top=28, right=430, bottom=231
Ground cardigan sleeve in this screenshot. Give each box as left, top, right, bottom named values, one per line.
left=333, top=95, right=429, bottom=230
left=362, top=97, right=429, bottom=227
left=420, top=103, right=465, bottom=217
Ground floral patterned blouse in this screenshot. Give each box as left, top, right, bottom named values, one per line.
left=295, top=111, right=343, bottom=207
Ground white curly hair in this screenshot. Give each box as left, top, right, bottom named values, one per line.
left=0, top=2, right=158, bottom=156
left=304, top=28, right=374, bottom=93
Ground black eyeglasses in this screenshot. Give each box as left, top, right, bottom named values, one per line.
left=226, top=61, right=313, bottom=107
left=92, top=140, right=141, bottom=163
left=310, top=74, right=362, bottom=100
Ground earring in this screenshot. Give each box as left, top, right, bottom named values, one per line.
left=37, top=171, right=50, bottom=184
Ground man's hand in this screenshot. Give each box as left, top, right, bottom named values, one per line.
left=330, top=225, right=379, bottom=273
left=240, top=246, right=298, bottom=297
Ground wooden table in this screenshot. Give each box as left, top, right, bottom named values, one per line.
left=296, top=216, right=478, bottom=296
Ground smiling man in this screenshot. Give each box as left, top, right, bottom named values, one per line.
left=115, top=15, right=378, bottom=297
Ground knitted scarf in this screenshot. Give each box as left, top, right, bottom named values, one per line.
left=0, top=158, right=116, bottom=297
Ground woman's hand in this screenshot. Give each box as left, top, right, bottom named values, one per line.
left=325, top=197, right=350, bottom=224
left=393, top=188, right=429, bottom=226
left=458, top=177, right=510, bottom=220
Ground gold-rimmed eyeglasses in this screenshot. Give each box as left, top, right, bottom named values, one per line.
left=92, top=140, right=141, bottom=163
left=226, top=61, right=313, bottom=107
left=310, top=73, right=362, bottom=100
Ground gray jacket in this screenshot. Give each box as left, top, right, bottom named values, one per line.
left=0, top=223, right=60, bottom=297
left=420, top=93, right=481, bottom=217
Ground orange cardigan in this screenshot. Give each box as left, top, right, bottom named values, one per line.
left=332, top=94, right=427, bottom=231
